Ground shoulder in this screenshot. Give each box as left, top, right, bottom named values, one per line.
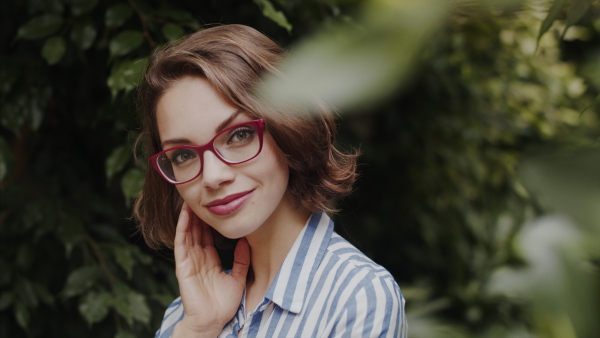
left=326, top=232, right=400, bottom=285
left=320, top=232, right=407, bottom=337
left=155, top=297, right=184, bottom=338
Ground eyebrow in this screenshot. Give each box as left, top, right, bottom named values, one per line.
left=160, top=109, right=244, bottom=149
left=215, top=109, right=243, bottom=133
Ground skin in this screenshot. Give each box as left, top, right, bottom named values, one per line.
left=156, top=76, right=310, bottom=336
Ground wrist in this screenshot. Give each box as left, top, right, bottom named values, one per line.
left=172, top=318, right=223, bottom=338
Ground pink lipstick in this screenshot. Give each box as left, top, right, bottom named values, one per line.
left=205, top=190, right=253, bottom=216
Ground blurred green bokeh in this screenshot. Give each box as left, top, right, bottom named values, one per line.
left=1, top=0, right=598, bottom=337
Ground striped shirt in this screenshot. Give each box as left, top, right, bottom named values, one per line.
left=156, top=212, right=407, bottom=337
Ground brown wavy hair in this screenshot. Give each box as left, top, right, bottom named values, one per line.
left=133, top=24, right=358, bottom=250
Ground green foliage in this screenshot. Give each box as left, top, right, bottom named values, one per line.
left=1, top=0, right=598, bottom=337
left=16, top=14, right=64, bottom=40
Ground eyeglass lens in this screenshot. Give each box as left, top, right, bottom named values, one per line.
left=155, top=122, right=261, bottom=183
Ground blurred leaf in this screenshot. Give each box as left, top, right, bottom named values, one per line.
left=109, top=30, right=144, bottom=58
left=16, top=14, right=63, bottom=40
left=488, top=216, right=599, bottom=337
left=537, top=0, right=568, bottom=46
left=519, top=149, right=600, bottom=233
left=17, top=279, right=38, bottom=308
left=254, top=0, right=292, bottom=33
left=69, top=0, right=98, bottom=16
left=120, top=168, right=144, bottom=202
left=58, top=216, right=85, bottom=257
left=0, top=292, right=14, bottom=310
left=29, top=91, right=46, bottom=131
left=114, top=246, right=134, bottom=279
left=0, top=137, right=14, bottom=182
left=107, top=58, right=147, bottom=98
left=566, top=0, right=594, bottom=27
left=79, top=291, right=112, bottom=325
left=259, top=0, right=449, bottom=111
left=105, top=3, right=133, bottom=28
left=132, top=247, right=152, bottom=265
left=152, top=293, right=176, bottom=307
left=0, top=57, right=19, bottom=94
left=162, top=23, right=184, bottom=42
left=113, top=286, right=151, bottom=326
left=106, top=145, right=130, bottom=180
left=41, top=36, right=66, bottom=65
left=115, top=331, right=136, bottom=338
left=62, top=266, right=100, bottom=299
left=70, top=21, right=97, bottom=50
left=14, top=300, right=29, bottom=329
left=33, top=283, right=54, bottom=306
left=581, top=94, right=600, bottom=116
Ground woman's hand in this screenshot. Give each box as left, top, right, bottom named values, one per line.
left=172, top=203, right=250, bottom=337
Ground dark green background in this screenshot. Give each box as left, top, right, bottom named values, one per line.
left=1, top=0, right=599, bottom=337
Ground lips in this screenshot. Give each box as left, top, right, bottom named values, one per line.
left=205, top=190, right=254, bottom=216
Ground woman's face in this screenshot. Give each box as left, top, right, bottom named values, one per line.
left=156, top=76, right=291, bottom=239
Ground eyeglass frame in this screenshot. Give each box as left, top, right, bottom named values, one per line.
left=149, top=119, right=266, bottom=185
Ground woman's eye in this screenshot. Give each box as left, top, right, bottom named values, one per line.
left=228, top=128, right=255, bottom=144
left=170, top=150, right=195, bottom=164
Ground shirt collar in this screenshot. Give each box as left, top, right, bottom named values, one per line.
left=263, top=212, right=334, bottom=314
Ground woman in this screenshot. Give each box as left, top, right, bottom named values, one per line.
left=134, top=24, right=407, bottom=337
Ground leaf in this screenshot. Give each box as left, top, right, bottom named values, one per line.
left=16, top=14, right=63, bottom=40
left=162, top=23, right=184, bottom=42
left=41, top=36, right=66, bottom=65
left=58, top=216, right=85, bottom=257
left=580, top=94, right=600, bottom=116
left=0, top=137, right=14, bottom=183
left=114, top=246, right=134, bottom=279
left=29, top=88, right=47, bottom=131
left=69, top=0, right=98, bottom=16
left=567, top=0, right=594, bottom=26
left=14, top=300, right=29, bottom=329
left=537, top=0, right=568, bottom=45
left=109, top=30, right=144, bottom=58
left=114, top=290, right=151, bottom=325
left=106, top=58, right=147, bottom=98
left=258, top=0, right=449, bottom=111
left=254, top=0, right=292, bottom=33
left=105, top=145, right=130, bottom=179
left=70, top=21, right=97, bottom=50
left=120, top=168, right=145, bottom=202
left=33, top=283, right=55, bottom=306
left=105, top=4, right=133, bottom=28
left=78, top=291, right=112, bottom=325
left=0, top=292, right=14, bottom=310
left=115, top=331, right=136, bottom=338
left=132, top=247, right=152, bottom=265
left=17, top=279, right=38, bottom=308
left=152, top=293, right=176, bottom=307
left=62, top=266, right=100, bottom=299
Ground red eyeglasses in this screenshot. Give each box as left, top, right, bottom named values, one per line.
left=150, top=119, right=265, bottom=184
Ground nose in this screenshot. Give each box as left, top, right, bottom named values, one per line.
left=201, top=150, right=235, bottom=189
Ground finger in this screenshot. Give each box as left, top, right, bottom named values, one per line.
left=175, top=204, right=190, bottom=242
left=174, top=204, right=190, bottom=260
left=200, top=219, right=214, bottom=248
left=230, top=238, right=250, bottom=286
left=189, top=209, right=202, bottom=246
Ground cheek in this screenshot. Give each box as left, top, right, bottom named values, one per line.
left=175, top=183, right=201, bottom=205
left=262, top=139, right=290, bottom=184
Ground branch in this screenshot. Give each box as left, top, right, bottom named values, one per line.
left=128, top=0, right=157, bottom=48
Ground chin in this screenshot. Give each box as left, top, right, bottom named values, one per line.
left=209, top=220, right=260, bottom=240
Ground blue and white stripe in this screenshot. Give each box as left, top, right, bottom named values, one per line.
left=156, top=212, right=407, bottom=337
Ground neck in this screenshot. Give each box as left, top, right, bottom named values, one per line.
left=244, top=193, right=310, bottom=293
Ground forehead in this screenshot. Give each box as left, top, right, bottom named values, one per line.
left=156, top=76, right=238, bottom=144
